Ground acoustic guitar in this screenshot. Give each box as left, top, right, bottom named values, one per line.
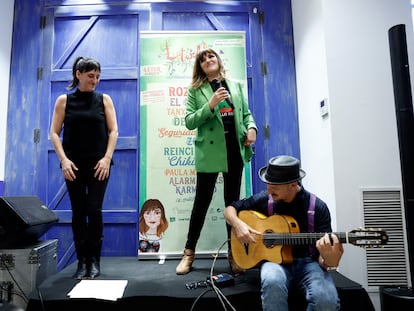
left=231, top=210, right=389, bottom=269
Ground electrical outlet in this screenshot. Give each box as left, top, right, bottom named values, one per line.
left=320, top=98, right=329, bottom=117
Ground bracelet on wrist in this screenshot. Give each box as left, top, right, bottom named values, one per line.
left=320, top=258, right=338, bottom=271
left=326, top=266, right=338, bottom=271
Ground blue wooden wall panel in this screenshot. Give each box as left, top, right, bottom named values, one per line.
left=41, top=6, right=142, bottom=268
left=6, top=0, right=299, bottom=270
left=5, top=0, right=43, bottom=196
left=236, top=0, right=299, bottom=194
left=261, top=1, right=300, bottom=158
left=163, top=12, right=249, bottom=31
left=54, top=16, right=139, bottom=68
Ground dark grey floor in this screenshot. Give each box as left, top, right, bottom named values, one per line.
left=25, top=257, right=374, bottom=311
left=26, top=257, right=262, bottom=311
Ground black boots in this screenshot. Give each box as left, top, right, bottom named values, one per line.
left=72, top=257, right=100, bottom=279
left=85, top=258, right=100, bottom=279
left=73, top=258, right=87, bottom=279
left=73, top=239, right=102, bottom=279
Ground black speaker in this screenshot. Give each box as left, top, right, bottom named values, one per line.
left=388, top=24, right=414, bottom=285
left=0, top=302, right=24, bottom=311
left=380, top=286, right=414, bottom=310
left=0, top=196, right=58, bottom=248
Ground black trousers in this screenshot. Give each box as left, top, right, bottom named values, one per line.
left=185, top=134, right=243, bottom=251
left=65, top=163, right=109, bottom=261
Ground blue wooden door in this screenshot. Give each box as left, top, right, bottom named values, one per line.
left=37, top=2, right=262, bottom=270
left=39, top=3, right=150, bottom=270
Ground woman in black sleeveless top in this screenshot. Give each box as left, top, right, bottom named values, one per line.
left=50, top=57, right=118, bottom=279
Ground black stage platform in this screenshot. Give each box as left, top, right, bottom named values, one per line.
left=26, top=257, right=375, bottom=311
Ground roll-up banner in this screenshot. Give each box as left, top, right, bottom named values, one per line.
left=138, top=31, right=251, bottom=260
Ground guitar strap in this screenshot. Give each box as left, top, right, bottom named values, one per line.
left=308, top=193, right=316, bottom=257
left=267, top=194, right=273, bottom=216
left=267, top=192, right=317, bottom=256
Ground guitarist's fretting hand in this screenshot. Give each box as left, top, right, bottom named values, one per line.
left=316, top=233, right=344, bottom=269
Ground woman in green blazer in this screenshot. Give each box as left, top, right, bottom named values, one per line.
left=176, top=48, right=257, bottom=275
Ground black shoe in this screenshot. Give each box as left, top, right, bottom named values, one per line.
left=85, top=259, right=100, bottom=279
left=72, top=259, right=87, bottom=279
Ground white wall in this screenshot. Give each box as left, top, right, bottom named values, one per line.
left=291, top=0, right=336, bottom=225
left=2, top=0, right=413, bottom=308
left=292, top=0, right=414, bottom=309
left=0, top=0, right=14, bottom=182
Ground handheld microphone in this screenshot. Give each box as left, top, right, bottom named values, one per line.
left=211, top=79, right=234, bottom=108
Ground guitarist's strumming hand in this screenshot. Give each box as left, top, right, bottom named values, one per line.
left=233, top=220, right=262, bottom=244
left=316, top=233, right=344, bottom=269
left=224, top=205, right=262, bottom=244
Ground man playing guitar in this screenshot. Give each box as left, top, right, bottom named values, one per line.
left=224, top=155, right=344, bottom=311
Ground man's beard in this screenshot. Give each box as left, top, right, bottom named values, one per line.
left=274, top=198, right=286, bottom=204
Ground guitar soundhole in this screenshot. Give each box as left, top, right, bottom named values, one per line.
left=264, top=229, right=275, bottom=248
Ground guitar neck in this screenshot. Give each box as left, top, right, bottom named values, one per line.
left=264, top=232, right=349, bottom=245
left=239, top=211, right=388, bottom=249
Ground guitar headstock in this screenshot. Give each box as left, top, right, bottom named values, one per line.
left=347, top=228, right=389, bottom=247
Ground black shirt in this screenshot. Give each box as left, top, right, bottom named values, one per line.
left=63, top=89, right=108, bottom=165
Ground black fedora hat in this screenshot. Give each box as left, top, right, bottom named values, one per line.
left=258, top=155, right=306, bottom=184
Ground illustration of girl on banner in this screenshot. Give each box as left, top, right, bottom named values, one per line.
left=138, top=199, right=169, bottom=253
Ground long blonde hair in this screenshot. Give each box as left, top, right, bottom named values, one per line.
left=191, top=48, right=226, bottom=89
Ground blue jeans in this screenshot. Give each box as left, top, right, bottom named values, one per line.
left=260, top=258, right=340, bottom=311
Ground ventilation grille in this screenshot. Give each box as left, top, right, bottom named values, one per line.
left=362, top=189, right=409, bottom=287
